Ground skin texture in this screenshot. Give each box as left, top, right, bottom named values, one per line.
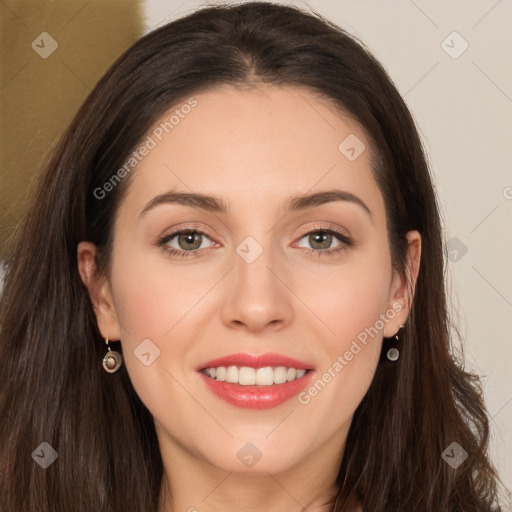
left=78, top=85, right=421, bottom=512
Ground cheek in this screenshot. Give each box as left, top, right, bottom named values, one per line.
left=305, top=254, right=392, bottom=348
left=300, top=254, right=392, bottom=410
left=107, top=247, right=190, bottom=377
left=108, top=250, right=202, bottom=424
left=109, top=245, right=203, bottom=340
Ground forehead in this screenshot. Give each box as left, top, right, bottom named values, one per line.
left=120, top=84, right=383, bottom=221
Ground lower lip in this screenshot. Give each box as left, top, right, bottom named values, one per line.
left=199, top=371, right=315, bottom=409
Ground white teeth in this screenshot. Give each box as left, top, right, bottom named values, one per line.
left=286, top=368, right=297, bottom=381
left=274, top=366, right=287, bottom=384
left=239, top=367, right=256, bottom=385
left=256, top=367, right=274, bottom=386
left=205, top=367, right=217, bottom=379
left=202, top=365, right=310, bottom=386
left=226, top=366, right=239, bottom=383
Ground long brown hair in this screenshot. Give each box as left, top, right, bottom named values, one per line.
left=0, top=3, right=505, bottom=510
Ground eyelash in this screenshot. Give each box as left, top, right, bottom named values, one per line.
left=157, top=224, right=353, bottom=259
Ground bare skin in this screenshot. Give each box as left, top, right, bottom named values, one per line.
left=78, top=84, right=420, bottom=512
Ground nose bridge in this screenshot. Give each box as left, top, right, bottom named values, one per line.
left=221, top=230, right=292, bottom=331
left=233, top=231, right=281, bottom=299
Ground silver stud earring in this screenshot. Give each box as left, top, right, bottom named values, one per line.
left=102, top=337, right=123, bottom=373
left=386, top=324, right=405, bottom=362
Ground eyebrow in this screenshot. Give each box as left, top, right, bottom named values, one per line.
left=139, top=189, right=373, bottom=221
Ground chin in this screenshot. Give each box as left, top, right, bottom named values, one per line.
left=198, top=435, right=308, bottom=475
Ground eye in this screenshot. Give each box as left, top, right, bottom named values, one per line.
left=157, top=227, right=214, bottom=258
left=295, top=226, right=353, bottom=257
left=157, top=224, right=354, bottom=259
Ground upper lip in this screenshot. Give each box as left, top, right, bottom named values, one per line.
left=197, top=352, right=314, bottom=371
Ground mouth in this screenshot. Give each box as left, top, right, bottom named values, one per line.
left=197, top=353, right=315, bottom=409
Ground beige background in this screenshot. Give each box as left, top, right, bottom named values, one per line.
left=1, top=0, right=511, bottom=499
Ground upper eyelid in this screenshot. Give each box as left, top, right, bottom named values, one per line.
left=299, top=223, right=351, bottom=239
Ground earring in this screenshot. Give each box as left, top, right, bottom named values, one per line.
left=382, top=324, right=405, bottom=362
left=102, top=337, right=123, bottom=373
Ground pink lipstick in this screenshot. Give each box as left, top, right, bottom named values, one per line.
left=197, top=352, right=315, bottom=410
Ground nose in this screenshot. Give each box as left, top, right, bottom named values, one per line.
left=220, top=241, right=293, bottom=333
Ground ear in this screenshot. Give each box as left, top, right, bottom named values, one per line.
left=383, top=230, right=422, bottom=338
left=77, top=241, right=122, bottom=341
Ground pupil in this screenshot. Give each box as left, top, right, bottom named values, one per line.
left=180, top=232, right=200, bottom=250
left=312, top=231, right=330, bottom=249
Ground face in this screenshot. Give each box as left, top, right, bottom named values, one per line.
left=79, top=84, right=420, bottom=476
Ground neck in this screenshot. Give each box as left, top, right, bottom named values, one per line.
left=155, top=422, right=348, bottom=512
left=158, top=476, right=339, bottom=512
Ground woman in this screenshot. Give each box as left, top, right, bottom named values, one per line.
left=0, top=2, right=505, bottom=511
